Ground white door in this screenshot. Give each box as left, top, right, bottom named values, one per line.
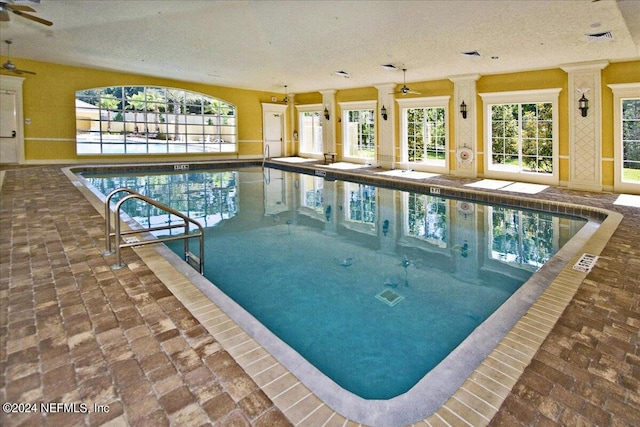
left=262, top=103, right=287, bottom=159
left=263, top=168, right=288, bottom=216
left=0, top=91, right=19, bottom=164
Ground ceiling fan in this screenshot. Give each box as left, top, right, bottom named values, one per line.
left=0, top=1, right=52, bottom=26
left=2, top=39, right=35, bottom=74
left=280, top=85, right=290, bottom=103
left=392, top=68, right=421, bottom=95
left=274, top=85, right=297, bottom=104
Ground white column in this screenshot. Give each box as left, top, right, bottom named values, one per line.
left=449, top=74, right=480, bottom=178
left=287, top=93, right=295, bottom=156
left=377, top=187, right=398, bottom=255
left=375, top=83, right=397, bottom=169
left=320, top=89, right=337, bottom=155
left=561, top=61, right=608, bottom=192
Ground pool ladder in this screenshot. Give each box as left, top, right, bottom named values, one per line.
left=262, top=144, right=270, bottom=167
left=262, top=144, right=271, bottom=184
left=103, top=187, right=205, bottom=274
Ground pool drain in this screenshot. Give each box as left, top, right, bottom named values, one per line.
left=376, top=289, right=404, bottom=306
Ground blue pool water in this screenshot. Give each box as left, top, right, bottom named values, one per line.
left=84, top=166, right=587, bottom=400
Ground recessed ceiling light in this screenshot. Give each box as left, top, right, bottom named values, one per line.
left=334, top=70, right=350, bottom=78
left=381, top=64, right=398, bottom=70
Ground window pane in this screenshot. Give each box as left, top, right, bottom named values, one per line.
left=346, top=183, right=376, bottom=224
left=406, top=193, right=447, bottom=247
left=77, top=86, right=237, bottom=155
left=345, top=109, right=375, bottom=159
left=489, top=102, right=553, bottom=174
left=300, top=111, right=323, bottom=154
left=405, top=106, right=446, bottom=165
left=622, top=99, right=640, bottom=183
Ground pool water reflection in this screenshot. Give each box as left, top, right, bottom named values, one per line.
left=84, top=167, right=587, bottom=400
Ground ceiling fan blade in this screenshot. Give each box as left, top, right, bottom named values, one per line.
left=10, top=5, right=36, bottom=12
left=13, top=9, right=52, bottom=26
left=16, top=68, right=36, bottom=75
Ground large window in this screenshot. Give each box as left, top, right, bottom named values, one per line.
left=300, top=174, right=324, bottom=214
left=406, top=107, right=446, bottom=163
left=345, top=183, right=376, bottom=225
left=398, top=96, right=450, bottom=173
left=405, top=193, right=448, bottom=248
left=490, top=103, right=552, bottom=173
left=340, top=101, right=376, bottom=161
left=76, top=86, right=236, bottom=155
left=622, top=99, right=640, bottom=182
left=609, top=83, right=640, bottom=192
left=480, top=89, right=560, bottom=184
left=488, top=207, right=557, bottom=270
left=297, top=104, right=323, bottom=155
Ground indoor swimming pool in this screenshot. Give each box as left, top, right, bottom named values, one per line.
left=79, top=164, right=597, bottom=425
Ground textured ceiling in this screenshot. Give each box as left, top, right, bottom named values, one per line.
left=1, top=0, right=639, bottom=95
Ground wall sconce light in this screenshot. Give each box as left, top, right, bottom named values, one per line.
left=381, top=105, right=388, bottom=120
left=460, top=101, right=467, bottom=119
left=382, top=219, right=389, bottom=236
left=324, top=107, right=330, bottom=120
left=325, top=205, right=332, bottom=222
left=578, top=93, right=589, bottom=117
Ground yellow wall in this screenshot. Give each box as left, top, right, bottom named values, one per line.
left=293, top=92, right=323, bottom=105
left=336, top=87, right=378, bottom=104
left=0, top=57, right=282, bottom=162
left=2, top=55, right=639, bottom=192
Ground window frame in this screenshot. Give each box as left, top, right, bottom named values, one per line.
left=401, top=192, right=449, bottom=250
left=608, top=83, right=640, bottom=193
left=339, top=100, right=377, bottom=163
left=296, top=103, right=324, bottom=156
left=342, top=182, right=377, bottom=235
left=486, top=206, right=560, bottom=272
left=480, top=89, right=561, bottom=185
left=397, top=96, right=450, bottom=174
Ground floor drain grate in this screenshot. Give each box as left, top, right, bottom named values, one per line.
left=573, top=253, right=598, bottom=273
left=376, top=289, right=404, bottom=306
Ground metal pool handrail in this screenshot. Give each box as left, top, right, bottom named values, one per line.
left=262, top=143, right=270, bottom=167
left=104, top=187, right=204, bottom=274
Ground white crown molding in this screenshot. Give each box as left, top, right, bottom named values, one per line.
left=560, top=60, right=609, bottom=73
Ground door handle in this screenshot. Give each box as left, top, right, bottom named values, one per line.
left=11, top=130, right=16, bottom=138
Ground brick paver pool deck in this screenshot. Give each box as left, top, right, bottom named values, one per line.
left=1, top=164, right=638, bottom=427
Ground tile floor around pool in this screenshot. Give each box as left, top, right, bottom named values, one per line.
left=1, top=162, right=639, bottom=427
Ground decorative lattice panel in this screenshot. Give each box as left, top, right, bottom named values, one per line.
left=572, top=73, right=598, bottom=182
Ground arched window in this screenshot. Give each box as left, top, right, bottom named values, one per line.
left=76, top=86, right=236, bottom=155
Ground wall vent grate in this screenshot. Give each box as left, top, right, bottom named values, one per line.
left=585, top=31, right=613, bottom=42
left=461, top=50, right=482, bottom=57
